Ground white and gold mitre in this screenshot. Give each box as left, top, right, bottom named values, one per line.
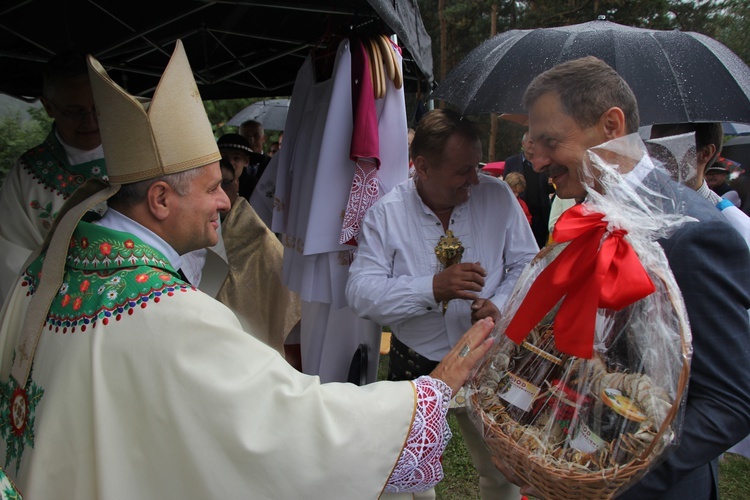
left=87, top=40, right=221, bottom=184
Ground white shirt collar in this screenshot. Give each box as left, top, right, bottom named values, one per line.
left=94, top=207, right=182, bottom=271
left=54, top=128, right=104, bottom=166
left=410, top=177, right=467, bottom=218
left=696, top=179, right=723, bottom=204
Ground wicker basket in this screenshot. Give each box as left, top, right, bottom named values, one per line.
left=469, top=269, right=691, bottom=500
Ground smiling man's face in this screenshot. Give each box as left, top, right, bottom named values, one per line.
left=166, top=162, right=230, bottom=255
left=526, top=92, right=610, bottom=201
left=413, top=132, right=481, bottom=212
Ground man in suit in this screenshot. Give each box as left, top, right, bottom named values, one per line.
left=239, top=119, right=266, bottom=154
left=504, top=131, right=553, bottom=247
left=237, top=119, right=272, bottom=196
left=514, top=56, right=750, bottom=499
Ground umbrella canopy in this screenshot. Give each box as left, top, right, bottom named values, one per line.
left=723, top=122, right=750, bottom=136
left=481, top=161, right=505, bottom=176
left=227, top=99, right=290, bottom=130
left=0, top=0, right=433, bottom=102
left=432, top=19, right=750, bottom=126
left=723, top=136, right=750, bottom=170
left=639, top=122, right=750, bottom=140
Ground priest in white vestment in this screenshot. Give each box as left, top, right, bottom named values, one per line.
left=0, top=51, right=107, bottom=306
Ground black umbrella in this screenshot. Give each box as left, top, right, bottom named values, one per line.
left=723, top=136, right=750, bottom=170
left=432, top=19, right=750, bottom=126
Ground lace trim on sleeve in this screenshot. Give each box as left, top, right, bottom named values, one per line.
left=384, top=376, right=453, bottom=493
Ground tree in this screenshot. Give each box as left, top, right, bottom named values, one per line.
left=0, top=108, right=51, bottom=187
left=712, top=0, right=750, bottom=65
left=203, top=97, right=256, bottom=138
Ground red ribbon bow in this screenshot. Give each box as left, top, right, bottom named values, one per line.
left=505, top=204, right=655, bottom=358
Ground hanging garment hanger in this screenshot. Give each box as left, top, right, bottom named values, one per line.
left=311, top=20, right=347, bottom=81
left=375, top=34, right=402, bottom=90
left=368, top=37, right=386, bottom=99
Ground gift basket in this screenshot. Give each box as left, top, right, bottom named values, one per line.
left=466, top=134, right=694, bottom=499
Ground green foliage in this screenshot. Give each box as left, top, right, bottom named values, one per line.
left=514, top=0, right=676, bottom=29
left=203, top=97, right=257, bottom=138
left=666, top=0, right=718, bottom=33
left=712, top=0, right=750, bottom=64
left=0, top=108, right=51, bottom=187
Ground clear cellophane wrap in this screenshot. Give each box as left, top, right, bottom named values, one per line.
left=466, top=133, right=696, bottom=499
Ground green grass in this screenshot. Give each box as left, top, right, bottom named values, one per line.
left=377, top=353, right=750, bottom=499
left=720, top=453, right=750, bottom=500
left=436, top=414, right=480, bottom=499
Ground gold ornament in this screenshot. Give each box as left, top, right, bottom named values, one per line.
left=435, top=229, right=464, bottom=314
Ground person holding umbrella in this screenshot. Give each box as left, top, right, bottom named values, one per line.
left=508, top=56, right=750, bottom=500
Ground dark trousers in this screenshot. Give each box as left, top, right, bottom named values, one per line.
left=387, top=335, right=439, bottom=381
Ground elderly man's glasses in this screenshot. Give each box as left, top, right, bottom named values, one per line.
left=49, top=101, right=97, bottom=121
